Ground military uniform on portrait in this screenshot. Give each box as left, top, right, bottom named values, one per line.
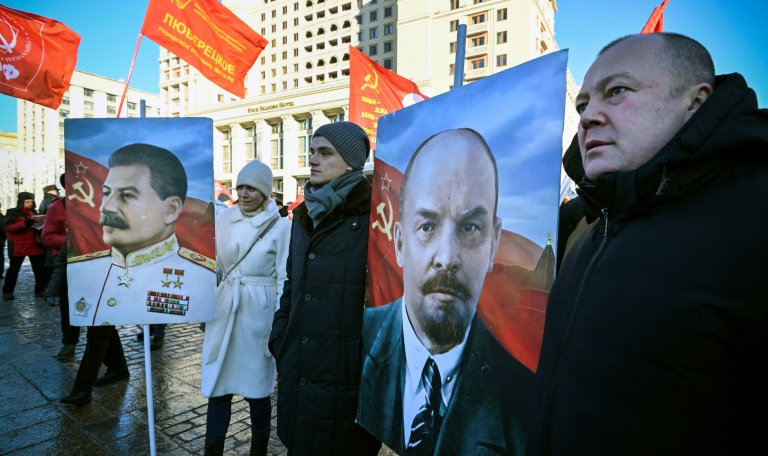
left=68, top=234, right=216, bottom=326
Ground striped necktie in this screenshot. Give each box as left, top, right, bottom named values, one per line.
left=406, top=358, right=443, bottom=455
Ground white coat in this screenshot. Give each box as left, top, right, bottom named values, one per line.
left=201, top=200, right=290, bottom=399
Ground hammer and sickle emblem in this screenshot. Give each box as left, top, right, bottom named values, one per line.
left=175, top=0, right=193, bottom=9
left=371, top=195, right=394, bottom=241
left=361, top=70, right=380, bottom=94
left=68, top=179, right=96, bottom=208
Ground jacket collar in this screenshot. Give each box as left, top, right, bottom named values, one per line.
left=294, top=178, right=372, bottom=235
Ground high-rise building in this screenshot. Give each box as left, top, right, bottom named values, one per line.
left=159, top=0, right=571, bottom=203
left=15, top=70, right=161, bottom=192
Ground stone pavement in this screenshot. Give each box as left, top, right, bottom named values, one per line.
left=0, top=256, right=287, bottom=455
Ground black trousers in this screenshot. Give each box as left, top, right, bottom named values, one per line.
left=3, top=254, right=45, bottom=294
left=72, top=325, right=128, bottom=394
left=60, top=295, right=80, bottom=345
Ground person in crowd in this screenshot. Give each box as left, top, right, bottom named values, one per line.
left=67, top=143, right=215, bottom=326
left=0, top=201, right=5, bottom=281
left=42, top=174, right=80, bottom=361
left=55, top=237, right=130, bottom=406
left=358, top=128, right=533, bottom=455
left=38, top=184, right=59, bottom=214
left=528, top=32, right=768, bottom=455
left=268, top=121, right=381, bottom=455
left=201, top=160, right=290, bottom=456
left=2, top=192, right=45, bottom=300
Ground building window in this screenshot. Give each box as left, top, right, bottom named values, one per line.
left=384, top=41, right=392, bottom=52
left=496, top=54, right=507, bottom=67
left=497, top=8, right=508, bottom=21
left=294, top=18, right=299, bottom=26
left=272, top=25, right=277, bottom=33
left=471, top=35, right=486, bottom=47
left=60, top=111, right=69, bottom=118
left=283, top=36, right=288, bottom=44
left=369, top=44, right=378, bottom=55
left=294, top=48, right=299, bottom=57
left=261, top=56, right=266, bottom=65
left=470, top=57, right=486, bottom=69
left=470, top=12, right=486, bottom=24
left=245, top=142, right=256, bottom=162
left=449, top=42, right=456, bottom=53
left=297, top=135, right=310, bottom=167
left=356, top=15, right=363, bottom=24
left=357, top=32, right=363, bottom=41
left=383, top=59, right=392, bottom=69
left=107, top=94, right=116, bottom=102
left=450, top=0, right=460, bottom=10
left=62, top=98, right=70, bottom=105
left=107, top=106, right=117, bottom=114
left=384, top=6, right=393, bottom=17
left=282, top=81, right=288, bottom=90
left=127, top=102, right=136, bottom=110
left=84, top=88, right=94, bottom=97
left=271, top=9, right=276, bottom=18
left=497, top=31, right=507, bottom=44
left=369, top=11, right=378, bottom=21
left=450, top=19, right=458, bottom=32
left=271, top=139, right=284, bottom=170
left=449, top=63, right=455, bottom=75
left=329, top=113, right=345, bottom=122
left=384, top=24, right=393, bottom=35
left=282, top=51, right=288, bottom=59
left=369, top=28, right=378, bottom=38
left=261, top=13, right=266, bottom=20
left=222, top=131, right=231, bottom=173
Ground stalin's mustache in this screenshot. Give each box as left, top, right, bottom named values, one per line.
left=100, top=214, right=130, bottom=229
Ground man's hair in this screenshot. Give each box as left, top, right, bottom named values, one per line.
left=600, top=32, right=715, bottom=97
left=108, top=143, right=187, bottom=204
left=399, top=128, right=498, bottom=219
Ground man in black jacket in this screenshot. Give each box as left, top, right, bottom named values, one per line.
left=528, top=33, right=768, bottom=455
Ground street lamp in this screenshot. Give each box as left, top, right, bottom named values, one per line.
left=13, top=173, right=23, bottom=196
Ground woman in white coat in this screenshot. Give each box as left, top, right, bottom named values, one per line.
left=201, top=160, right=290, bottom=456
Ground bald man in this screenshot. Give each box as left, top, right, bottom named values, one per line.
left=358, top=128, right=533, bottom=456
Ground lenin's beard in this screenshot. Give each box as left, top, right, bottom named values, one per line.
left=417, top=271, right=475, bottom=348
left=100, top=214, right=130, bottom=229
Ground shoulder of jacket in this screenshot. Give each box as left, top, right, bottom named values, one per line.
left=67, top=250, right=111, bottom=263
left=178, top=247, right=216, bottom=272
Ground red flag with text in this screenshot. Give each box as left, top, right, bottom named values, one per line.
left=140, top=0, right=268, bottom=97
left=65, top=150, right=215, bottom=259
left=641, top=0, right=669, bottom=33
left=349, top=46, right=428, bottom=149
left=0, top=5, right=80, bottom=110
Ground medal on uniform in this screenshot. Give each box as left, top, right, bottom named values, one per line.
left=161, top=268, right=172, bottom=288
left=74, top=297, right=90, bottom=317
left=172, top=269, right=185, bottom=289
left=117, top=272, right=133, bottom=287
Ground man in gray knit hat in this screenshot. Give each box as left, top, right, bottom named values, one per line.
left=269, top=121, right=381, bottom=455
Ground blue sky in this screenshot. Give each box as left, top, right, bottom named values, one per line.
left=0, top=0, right=766, bottom=133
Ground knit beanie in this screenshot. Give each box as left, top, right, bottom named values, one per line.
left=236, top=160, right=273, bottom=198
left=313, top=121, right=370, bottom=169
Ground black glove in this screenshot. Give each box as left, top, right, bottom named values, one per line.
left=24, top=218, right=35, bottom=227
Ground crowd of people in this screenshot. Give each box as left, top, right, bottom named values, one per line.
left=3, top=31, right=766, bottom=456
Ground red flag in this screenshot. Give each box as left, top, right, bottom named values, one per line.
left=214, top=179, right=234, bottom=206
left=349, top=45, right=428, bottom=150
left=641, top=0, right=669, bottom=34
left=0, top=5, right=80, bottom=109
left=65, top=150, right=215, bottom=259
left=140, top=0, right=268, bottom=98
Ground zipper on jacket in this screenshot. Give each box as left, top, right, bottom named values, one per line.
left=541, top=207, right=610, bottom=454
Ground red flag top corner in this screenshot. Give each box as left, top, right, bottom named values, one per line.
left=141, top=0, right=268, bottom=98
left=0, top=5, right=80, bottom=110
left=641, top=0, right=669, bottom=34
left=349, top=45, right=428, bottom=150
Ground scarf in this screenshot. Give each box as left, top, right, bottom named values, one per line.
left=304, top=170, right=364, bottom=228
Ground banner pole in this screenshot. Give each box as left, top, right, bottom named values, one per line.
left=117, top=33, right=144, bottom=118
left=143, top=323, right=157, bottom=456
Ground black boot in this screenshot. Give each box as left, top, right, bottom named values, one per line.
left=250, top=434, right=269, bottom=456
left=204, top=440, right=224, bottom=456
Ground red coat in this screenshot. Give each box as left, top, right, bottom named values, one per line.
left=5, top=209, right=44, bottom=257
left=41, top=198, right=66, bottom=255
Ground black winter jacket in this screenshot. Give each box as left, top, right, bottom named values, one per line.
left=269, top=179, right=380, bottom=455
left=529, top=74, right=768, bottom=455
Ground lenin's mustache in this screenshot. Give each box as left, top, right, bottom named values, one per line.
left=100, top=214, right=130, bottom=229
left=419, top=271, right=471, bottom=301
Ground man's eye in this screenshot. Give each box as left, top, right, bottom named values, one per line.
left=576, top=103, right=587, bottom=114
left=459, top=223, right=479, bottom=234
left=121, top=193, right=134, bottom=200
left=418, top=223, right=435, bottom=233
left=608, top=87, right=627, bottom=97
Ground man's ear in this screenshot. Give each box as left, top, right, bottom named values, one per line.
left=164, top=196, right=183, bottom=224
left=394, top=220, right=404, bottom=268
left=685, top=82, right=713, bottom=121
left=487, top=217, right=503, bottom=273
